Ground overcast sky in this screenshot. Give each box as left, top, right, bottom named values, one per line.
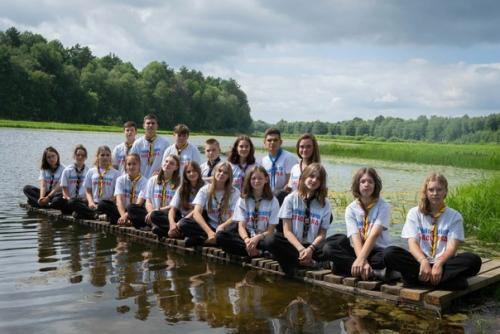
left=1, top=0, right=500, bottom=123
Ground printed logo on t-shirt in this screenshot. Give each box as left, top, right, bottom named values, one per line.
left=417, top=226, right=449, bottom=242
left=291, top=209, right=321, bottom=225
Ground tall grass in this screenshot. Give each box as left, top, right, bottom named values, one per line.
left=317, top=141, right=500, bottom=170
left=447, top=175, right=500, bottom=242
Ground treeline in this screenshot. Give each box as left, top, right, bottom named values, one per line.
left=0, top=27, right=252, bottom=133
left=254, top=114, right=500, bottom=143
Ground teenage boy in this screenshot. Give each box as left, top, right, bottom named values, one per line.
left=130, top=114, right=169, bottom=178
left=261, top=128, right=297, bottom=204
left=200, top=138, right=222, bottom=182
left=162, top=124, right=201, bottom=170
left=112, top=121, right=137, bottom=173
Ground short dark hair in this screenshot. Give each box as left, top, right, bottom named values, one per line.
left=205, top=138, right=220, bottom=147
left=351, top=167, right=382, bottom=200
left=264, top=127, right=281, bottom=139
left=174, top=124, right=190, bottom=135
left=143, top=114, right=158, bottom=122
left=123, top=121, right=137, bottom=129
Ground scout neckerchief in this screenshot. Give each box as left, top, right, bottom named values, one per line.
left=74, top=164, right=85, bottom=198
left=176, top=142, right=188, bottom=156
left=214, top=192, right=226, bottom=224
left=207, top=157, right=221, bottom=177
left=125, top=142, right=133, bottom=155
left=302, top=195, right=314, bottom=242
left=128, top=174, right=141, bottom=204
left=160, top=176, right=172, bottom=207
left=249, top=197, right=263, bottom=237
left=47, top=170, right=56, bottom=192
left=269, top=149, right=283, bottom=190
left=430, top=204, right=447, bottom=257
left=97, top=165, right=111, bottom=198
left=360, top=199, right=377, bottom=242
left=146, top=136, right=157, bottom=166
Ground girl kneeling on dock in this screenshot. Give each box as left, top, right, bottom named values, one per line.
left=128, top=154, right=180, bottom=230
left=179, top=161, right=240, bottom=246
left=216, top=166, right=279, bottom=257
left=323, top=168, right=392, bottom=281
left=73, top=146, right=120, bottom=220
left=384, top=173, right=482, bottom=290
left=111, top=154, right=148, bottom=225
left=264, top=163, right=332, bottom=277
left=152, top=161, right=204, bottom=239
left=53, top=145, right=89, bottom=215
left=23, top=146, right=65, bottom=208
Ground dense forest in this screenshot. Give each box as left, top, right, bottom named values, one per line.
left=0, top=27, right=252, bottom=133
left=254, top=114, right=500, bottom=143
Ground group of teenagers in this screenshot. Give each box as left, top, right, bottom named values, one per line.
left=23, top=114, right=482, bottom=291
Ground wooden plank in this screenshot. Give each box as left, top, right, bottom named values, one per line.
left=425, top=267, right=500, bottom=306
left=306, top=269, right=332, bottom=280
left=357, top=280, right=382, bottom=291
left=381, top=282, right=403, bottom=295
left=476, top=259, right=500, bottom=274
left=251, top=257, right=265, bottom=266
left=400, top=286, right=432, bottom=301
left=343, top=277, right=359, bottom=287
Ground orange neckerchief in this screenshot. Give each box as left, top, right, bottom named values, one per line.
left=97, top=165, right=111, bottom=198
left=430, top=204, right=447, bottom=257
left=129, top=174, right=141, bottom=204
left=176, top=142, right=188, bottom=156
left=125, top=142, right=133, bottom=155
left=361, top=199, right=377, bottom=242
left=160, top=177, right=172, bottom=207
left=147, top=136, right=157, bottom=166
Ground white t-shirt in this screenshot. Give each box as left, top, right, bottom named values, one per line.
left=170, top=187, right=201, bottom=217
left=200, top=158, right=223, bottom=180
left=287, top=163, right=302, bottom=192
left=231, top=163, right=255, bottom=191
left=60, top=164, right=89, bottom=199
left=162, top=142, right=201, bottom=170
left=112, top=142, right=133, bottom=174
left=279, top=191, right=331, bottom=244
left=233, top=196, right=279, bottom=236
left=261, top=149, right=297, bottom=193
left=130, top=136, right=169, bottom=178
left=345, top=198, right=392, bottom=249
left=38, top=164, right=65, bottom=193
left=142, top=175, right=178, bottom=210
left=114, top=174, right=148, bottom=207
left=83, top=167, right=121, bottom=203
left=192, top=184, right=240, bottom=229
left=401, top=206, right=465, bottom=263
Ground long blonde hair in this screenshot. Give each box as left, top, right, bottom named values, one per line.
left=297, top=163, right=328, bottom=207
left=207, top=161, right=234, bottom=215
left=94, top=146, right=112, bottom=168
left=418, top=172, right=448, bottom=215
left=157, top=154, right=181, bottom=189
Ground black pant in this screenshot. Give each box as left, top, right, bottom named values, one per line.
left=72, top=198, right=97, bottom=219
left=98, top=200, right=120, bottom=225
left=216, top=226, right=269, bottom=257
left=264, top=232, right=328, bottom=277
left=127, top=204, right=148, bottom=229
left=23, top=185, right=63, bottom=208
left=383, top=246, right=482, bottom=290
left=50, top=196, right=83, bottom=215
left=322, top=233, right=385, bottom=276
left=150, top=210, right=182, bottom=238
left=177, top=211, right=214, bottom=246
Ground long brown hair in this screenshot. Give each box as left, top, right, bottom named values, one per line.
left=351, top=167, right=382, bottom=200
left=418, top=172, right=448, bottom=215
left=157, top=154, right=181, bottom=189
left=41, top=146, right=60, bottom=171
left=207, top=161, right=234, bottom=215
left=93, top=145, right=112, bottom=168
left=297, top=163, right=328, bottom=207
left=296, top=133, right=320, bottom=164
left=241, top=166, right=273, bottom=201
left=228, top=135, right=256, bottom=165
left=180, top=161, right=204, bottom=210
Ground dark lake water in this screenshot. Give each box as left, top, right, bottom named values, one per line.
left=1, top=128, right=498, bottom=333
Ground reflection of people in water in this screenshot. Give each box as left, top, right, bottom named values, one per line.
left=229, top=270, right=265, bottom=317
left=270, top=296, right=324, bottom=333
left=339, top=306, right=371, bottom=334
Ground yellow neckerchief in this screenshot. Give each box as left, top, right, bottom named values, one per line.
left=125, top=142, right=133, bottom=155
left=360, top=199, right=377, bottom=242
left=160, top=176, right=172, bottom=207
left=97, top=165, right=111, bottom=198
left=176, top=142, right=188, bottom=156
left=128, top=174, right=141, bottom=204
left=146, top=135, right=157, bottom=166
left=430, top=204, right=447, bottom=257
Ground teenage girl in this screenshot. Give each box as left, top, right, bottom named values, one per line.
left=384, top=173, right=482, bottom=290
left=286, top=133, right=321, bottom=192
left=228, top=135, right=256, bottom=191
left=128, top=154, right=180, bottom=230
left=73, top=146, right=121, bottom=220
left=53, top=144, right=89, bottom=214
left=265, top=163, right=332, bottom=277
left=323, top=168, right=392, bottom=280
left=112, top=154, right=148, bottom=225
left=178, top=161, right=240, bottom=246
left=216, top=166, right=279, bottom=257
left=23, top=146, right=65, bottom=208
left=150, top=161, right=204, bottom=239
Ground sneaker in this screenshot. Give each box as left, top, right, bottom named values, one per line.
left=98, top=214, right=107, bottom=221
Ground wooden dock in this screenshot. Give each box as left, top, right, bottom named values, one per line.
left=20, top=203, right=500, bottom=313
